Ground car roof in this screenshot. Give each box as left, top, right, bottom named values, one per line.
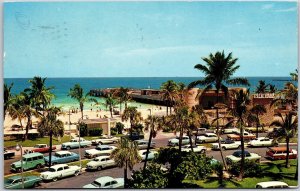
left=256, top=137, right=267, bottom=140
left=50, top=164, right=68, bottom=169
left=256, top=181, right=288, bottom=187
left=95, top=176, right=114, bottom=183
left=233, top=150, right=250, bottom=155
left=95, top=156, right=110, bottom=160
left=97, top=145, right=112, bottom=149
left=269, top=147, right=291, bottom=152
left=205, top=133, right=216, bottom=135
left=56, top=151, right=71, bottom=155
left=23, top=152, right=43, bottom=158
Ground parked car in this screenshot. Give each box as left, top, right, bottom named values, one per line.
left=44, top=151, right=79, bottom=165
left=134, top=140, right=156, bottom=150
left=196, top=133, right=219, bottom=143
left=5, top=175, right=42, bottom=189
left=85, top=145, right=117, bottom=159
left=245, top=126, right=267, bottom=133
left=168, top=136, right=190, bottom=146
left=226, top=150, right=261, bottom=164
left=125, top=132, right=144, bottom=141
left=61, top=138, right=92, bottom=150
left=227, top=131, right=256, bottom=141
left=91, top=136, right=119, bottom=145
left=86, top=156, right=116, bottom=171
left=193, top=128, right=216, bottom=135
left=255, top=181, right=289, bottom=188
left=4, top=148, right=15, bottom=160
left=248, top=137, right=276, bottom=147
left=212, top=139, right=241, bottom=150
left=11, top=124, right=22, bottom=131
left=31, top=144, right=56, bottom=153
left=11, top=152, right=45, bottom=172
left=266, top=147, right=298, bottom=160
left=139, top=150, right=158, bottom=161
left=83, top=176, right=124, bottom=188
left=221, top=127, right=239, bottom=134
left=182, top=145, right=206, bottom=153
left=40, top=164, right=81, bottom=182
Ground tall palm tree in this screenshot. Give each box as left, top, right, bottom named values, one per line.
left=68, top=84, right=97, bottom=120
left=290, top=69, right=298, bottom=81
left=25, top=76, right=54, bottom=114
left=191, top=105, right=208, bottom=145
left=122, top=107, right=142, bottom=138
left=143, top=115, right=163, bottom=170
left=37, top=106, right=64, bottom=168
left=4, top=83, right=14, bottom=120
left=188, top=51, right=249, bottom=169
left=111, top=137, right=141, bottom=188
left=104, top=93, right=118, bottom=118
left=272, top=82, right=298, bottom=111
left=113, top=87, right=131, bottom=112
left=230, top=89, right=251, bottom=180
left=255, top=80, right=268, bottom=94
left=269, top=111, right=298, bottom=168
left=268, top=84, right=277, bottom=93
left=160, top=80, right=179, bottom=115
left=250, top=104, right=267, bottom=138
left=8, top=94, right=27, bottom=129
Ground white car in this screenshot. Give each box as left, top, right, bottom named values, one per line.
left=212, top=139, right=241, bottom=150
left=196, top=133, right=220, bottom=143
left=226, top=150, right=261, bottom=164
left=248, top=137, right=275, bottom=147
left=40, top=164, right=81, bottom=182
left=168, top=136, right=190, bottom=146
left=61, top=138, right=92, bottom=150
left=86, top=156, right=116, bottom=171
left=255, top=181, right=289, bottom=188
left=134, top=140, right=156, bottom=150
left=139, top=150, right=158, bottom=161
left=83, top=176, right=124, bottom=188
left=85, top=145, right=117, bottom=159
left=222, top=127, right=239, bottom=134
left=182, top=145, right=206, bottom=153
left=91, top=136, right=119, bottom=145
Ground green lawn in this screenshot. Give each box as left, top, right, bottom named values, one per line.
left=5, top=171, right=41, bottom=178
left=68, top=159, right=91, bottom=168
left=185, top=159, right=298, bottom=188
left=4, top=136, right=71, bottom=148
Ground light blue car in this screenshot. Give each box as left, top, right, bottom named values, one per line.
left=44, top=151, right=79, bottom=165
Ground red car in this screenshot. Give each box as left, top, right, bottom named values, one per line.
left=266, top=147, right=297, bottom=160
left=31, top=144, right=56, bottom=153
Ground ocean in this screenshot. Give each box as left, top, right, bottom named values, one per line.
left=4, top=77, right=294, bottom=110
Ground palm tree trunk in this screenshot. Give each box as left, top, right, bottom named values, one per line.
left=80, top=103, right=84, bottom=120
left=124, top=161, right=128, bottom=188
left=238, top=121, right=245, bottom=180
left=179, top=126, right=183, bottom=152
left=110, top=107, right=113, bottom=118
left=188, top=130, right=194, bottom=152
left=286, top=137, right=290, bottom=168
left=120, top=103, right=122, bottom=115
left=48, top=129, right=53, bottom=168
left=166, top=105, right=168, bottom=116
left=143, top=127, right=153, bottom=171
left=216, top=90, right=227, bottom=170
left=256, top=114, right=259, bottom=138
left=195, top=129, right=198, bottom=146
left=24, top=116, right=31, bottom=140
left=130, top=121, right=133, bottom=139
left=125, top=102, right=128, bottom=110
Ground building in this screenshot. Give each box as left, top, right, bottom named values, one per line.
left=79, top=118, right=118, bottom=136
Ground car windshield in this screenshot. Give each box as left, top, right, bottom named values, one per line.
left=54, top=153, right=61, bottom=157
left=93, top=158, right=99, bottom=162
left=49, top=168, right=56, bottom=172
left=34, top=145, right=40, bottom=148
left=92, top=181, right=101, bottom=187
left=6, top=178, right=15, bottom=184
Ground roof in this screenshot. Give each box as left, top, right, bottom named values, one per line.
left=269, top=147, right=291, bottom=152
left=81, top=118, right=118, bottom=124
left=95, top=156, right=110, bottom=160
left=95, top=176, right=114, bottom=183
left=50, top=164, right=68, bottom=169
left=56, top=151, right=71, bottom=155
left=97, top=145, right=112, bottom=149
left=205, top=133, right=217, bottom=136
left=23, top=152, right=43, bottom=158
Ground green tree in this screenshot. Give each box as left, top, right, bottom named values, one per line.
left=160, top=80, right=179, bottom=115
left=250, top=104, right=267, bottom=138
left=111, top=137, right=141, bottom=188
left=188, top=51, right=249, bottom=169
left=104, top=93, right=118, bottom=118
left=290, top=69, right=298, bottom=81
left=4, top=83, right=14, bottom=120
left=269, top=111, right=298, bottom=168
left=255, top=80, right=268, bottom=93
left=113, top=87, right=131, bottom=113
left=115, top=122, right=125, bottom=134
left=37, top=106, right=64, bottom=168
left=68, top=84, right=97, bottom=120
left=25, top=76, right=54, bottom=114
left=8, top=94, right=27, bottom=129
left=143, top=115, right=163, bottom=170
left=129, top=163, right=168, bottom=188
left=230, top=89, right=251, bottom=180
left=268, top=84, right=277, bottom=93
left=122, top=107, right=142, bottom=138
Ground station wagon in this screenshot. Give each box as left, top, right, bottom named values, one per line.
left=10, top=152, right=45, bottom=172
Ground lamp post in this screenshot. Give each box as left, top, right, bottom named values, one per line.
left=15, top=144, right=24, bottom=189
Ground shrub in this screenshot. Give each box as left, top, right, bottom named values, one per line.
left=115, top=122, right=124, bottom=134
left=229, top=160, right=262, bottom=177
left=77, top=123, right=88, bottom=136
left=200, top=123, right=210, bottom=129
left=88, top=128, right=103, bottom=136
left=133, top=123, right=144, bottom=133
left=110, top=127, right=117, bottom=135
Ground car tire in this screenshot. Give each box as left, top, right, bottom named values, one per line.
left=67, top=146, right=71, bottom=150
left=33, top=182, right=40, bottom=188
left=200, top=149, right=206, bottom=154
left=74, top=171, right=80, bottom=176
left=97, top=166, right=102, bottom=171
left=17, top=168, right=22, bottom=173
left=237, top=145, right=241, bottom=149
left=53, top=177, right=58, bottom=182
left=222, top=146, right=226, bottom=150
left=36, top=164, right=41, bottom=170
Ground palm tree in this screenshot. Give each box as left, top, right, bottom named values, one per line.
left=37, top=106, right=64, bottom=168
left=191, top=105, right=208, bottom=145
left=68, top=84, right=97, bottom=120
left=104, top=93, right=118, bottom=118
left=111, top=137, right=141, bottom=188
left=268, top=84, right=277, bottom=93
left=25, top=76, right=54, bottom=114
left=4, top=83, right=14, bottom=120
left=269, top=111, right=297, bottom=168
left=290, top=69, right=298, bottom=81
left=188, top=51, right=249, bottom=169
left=143, top=115, right=163, bottom=170
left=8, top=94, right=27, bottom=129
left=272, top=82, right=298, bottom=111
left=230, top=89, right=251, bottom=180
left=250, top=104, right=267, bottom=138
left=160, top=80, right=179, bottom=115
left=122, top=107, right=142, bottom=138
left=113, top=87, right=131, bottom=112
left=255, top=80, right=268, bottom=94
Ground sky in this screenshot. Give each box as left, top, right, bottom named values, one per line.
left=3, top=1, right=298, bottom=78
